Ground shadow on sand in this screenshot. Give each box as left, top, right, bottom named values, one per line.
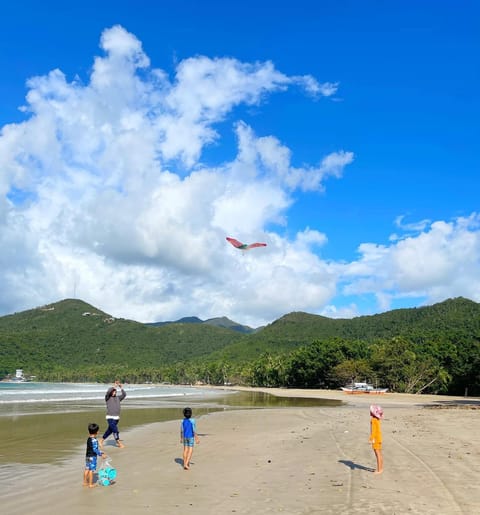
left=338, top=459, right=374, bottom=472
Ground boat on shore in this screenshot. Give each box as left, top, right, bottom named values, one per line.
left=341, top=382, right=388, bottom=394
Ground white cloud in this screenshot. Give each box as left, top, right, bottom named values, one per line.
left=232, top=122, right=354, bottom=192
left=390, top=214, right=432, bottom=240
left=1, top=25, right=479, bottom=327
left=321, top=303, right=359, bottom=319
left=292, top=76, right=339, bottom=97
left=341, top=214, right=480, bottom=312
left=295, top=228, right=328, bottom=249
left=0, top=25, right=353, bottom=326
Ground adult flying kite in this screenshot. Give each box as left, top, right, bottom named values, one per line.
left=226, top=237, right=267, bottom=251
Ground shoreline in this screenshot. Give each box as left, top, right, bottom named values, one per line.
left=203, top=384, right=480, bottom=408
left=1, top=387, right=479, bottom=514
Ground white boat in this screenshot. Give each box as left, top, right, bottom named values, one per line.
left=341, top=382, right=388, bottom=394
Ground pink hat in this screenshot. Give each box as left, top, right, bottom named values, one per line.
left=370, top=404, right=384, bottom=419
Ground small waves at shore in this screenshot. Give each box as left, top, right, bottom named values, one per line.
left=0, top=382, right=224, bottom=416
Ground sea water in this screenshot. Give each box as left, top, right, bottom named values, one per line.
left=0, top=382, right=218, bottom=416
left=0, top=382, right=234, bottom=466
left=0, top=382, right=339, bottom=467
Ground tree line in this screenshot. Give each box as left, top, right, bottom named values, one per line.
left=22, top=334, right=480, bottom=396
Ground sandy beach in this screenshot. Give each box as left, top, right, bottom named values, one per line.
left=1, top=387, right=480, bottom=514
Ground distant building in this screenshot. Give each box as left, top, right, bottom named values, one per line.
left=12, top=369, right=27, bottom=381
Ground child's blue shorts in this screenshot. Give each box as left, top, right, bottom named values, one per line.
left=183, top=437, right=195, bottom=447
left=85, top=456, right=98, bottom=471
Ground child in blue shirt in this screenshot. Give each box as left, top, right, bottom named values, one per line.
left=84, top=423, right=106, bottom=487
left=180, top=407, right=200, bottom=470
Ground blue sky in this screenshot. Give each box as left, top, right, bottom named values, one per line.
left=0, top=1, right=478, bottom=326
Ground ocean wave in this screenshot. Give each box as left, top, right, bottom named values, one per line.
left=0, top=391, right=198, bottom=404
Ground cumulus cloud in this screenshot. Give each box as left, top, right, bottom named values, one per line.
left=341, top=214, right=480, bottom=312
left=0, top=25, right=352, bottom=326
left=1, top=25, right=479, bottom=326
left=232, top=122, right=354, bottom=192
left=389, top=214, right=432, bottom=241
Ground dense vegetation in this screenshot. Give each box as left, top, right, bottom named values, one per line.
left=1, top=297, right=479, bottom=395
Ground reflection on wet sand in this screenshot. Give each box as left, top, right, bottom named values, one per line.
left=0, top=389, right=341, bottom=464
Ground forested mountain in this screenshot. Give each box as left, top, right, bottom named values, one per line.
left=1, top=297, right=479, bottom=395
left=214, top=297, right=480, bottom=361
left=0, top=299, right=241, bottom=379
left=148, top=315, right=256, bottom=333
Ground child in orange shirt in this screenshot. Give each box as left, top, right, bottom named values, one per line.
left=369, top=404, right=384, bottom=474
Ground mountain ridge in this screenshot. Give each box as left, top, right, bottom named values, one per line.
left=1, top=296, right=479, bottom=391
left=147, top=315, right=256, bottom=334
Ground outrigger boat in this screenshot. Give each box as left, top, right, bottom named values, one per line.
left=341, top=382, right=388, bottom=394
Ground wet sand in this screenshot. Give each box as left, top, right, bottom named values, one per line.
left=1, top=388, right=479, bottom=514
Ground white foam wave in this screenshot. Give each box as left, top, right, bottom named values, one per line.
left=0, top=390, right=197, bottom=404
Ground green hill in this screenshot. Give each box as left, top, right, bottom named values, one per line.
left=148, top=315, right=255, bottom=333
left=213, top=297, right=480, bottom=361
left=0, top=299, right=242, bottom=376
left=1, top=297, right=479, bottom=393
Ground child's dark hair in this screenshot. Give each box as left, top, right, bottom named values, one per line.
left=183, top=407, right=192, bottom=418
left=88, top=423, right=100, bottom=435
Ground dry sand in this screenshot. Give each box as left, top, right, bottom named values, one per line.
left=1, top=388, right=480, bottom=514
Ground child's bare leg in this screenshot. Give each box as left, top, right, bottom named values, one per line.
left=85, top=470, right=95, bottom=487
left=83, top=469, right=89, bottom=486
left=184, top=447, right=193, bottom=469
left=373, top=449, right=383, bottom=474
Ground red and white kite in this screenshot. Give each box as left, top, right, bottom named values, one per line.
left=226, top=237, right=267, bottom=251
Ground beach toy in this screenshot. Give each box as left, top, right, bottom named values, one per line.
left=98, top=458, right=117, bottom=486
